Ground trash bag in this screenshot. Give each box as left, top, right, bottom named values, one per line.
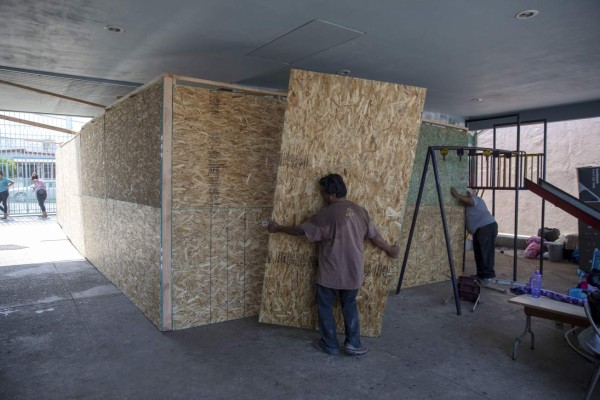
left=538, top=227, right=560, bottom=242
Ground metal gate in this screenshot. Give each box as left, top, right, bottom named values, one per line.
left=0, top=111, right=90, bottom=216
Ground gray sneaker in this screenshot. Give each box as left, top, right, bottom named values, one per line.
left=344, top=344, right=369, bottom=356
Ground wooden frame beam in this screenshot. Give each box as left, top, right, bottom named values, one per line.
left=0, top=114, right=78, bottom=135
left=0, top=79, right=106, bottom=109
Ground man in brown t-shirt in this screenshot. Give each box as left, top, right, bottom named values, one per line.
left=268, top=174, right=399, bottom=355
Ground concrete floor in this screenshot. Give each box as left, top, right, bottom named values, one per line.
left=0, top=216, right=597, bottom=399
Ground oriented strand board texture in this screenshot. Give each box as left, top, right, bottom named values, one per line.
left=171, top=84, right=286, bottom=330
left=103, top=199, right=161, bottom=327
left=392, top=123, right=469, bottom=290
left=397, top=205, right=465, bottom=288
left=171, top=86, right=286, bottom=207
left=80, top=116, right=105, bottom=197
left=58, top=81, right=164, bottom=330
left=81, top=195, right=107, bottom=269
left=104, top=82, right=162, bottom=207
left=260, top=70, right=426, bottom=337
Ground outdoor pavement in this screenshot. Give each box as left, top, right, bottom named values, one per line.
left=0, top=215, right=596, bottom=399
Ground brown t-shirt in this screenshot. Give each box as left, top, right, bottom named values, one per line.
left=300, top=199, right=379, bottom=290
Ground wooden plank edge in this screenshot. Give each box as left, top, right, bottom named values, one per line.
left=160, top=74, right=174, bottom=331
left=422, top=118, right=468, bottom=131
left=173, top=74, right=287, bottom=97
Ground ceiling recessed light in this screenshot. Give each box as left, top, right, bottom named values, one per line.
left=471, top=98, right=483, bottom=102
left=515, top=10, right=539, bottom=20
left=337, top=69, right=351, bottom=76
left=104, top=25, right=125, bottom=33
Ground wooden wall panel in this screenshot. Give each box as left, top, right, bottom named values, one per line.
left=244, top=208, right=272, bottom=317
left=260, top=70, right=426, bottom=337
left=81, top=195, right=107, bottom=269
left=397, top=206, right=465, bottom=288
left=104, top=82, right=162, bottom=207
left=391, top=124, right=469, bottom=290
left=170, top=83, right=285, bottom=329
left=172, top=85, right=286, bottom=208
left=104, top=199, right=161, bottom=327
left=80, top=116, right=105, bottom=197
left=172, top=210, right=212, bottom=329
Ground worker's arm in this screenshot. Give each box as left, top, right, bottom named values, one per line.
left=267, top=221, right=305, bottom=236
left=370, top=234, right=400, bottom=258
left=450, top=187, right=474, bottom=206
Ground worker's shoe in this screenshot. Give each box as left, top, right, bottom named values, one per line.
left=42, top=211, right=47, bottom=218
left=344, top=344, right=369, bottom=356
left=313, top=339, right=339, bottom=355
left=2, top=213, right=7, bottom=219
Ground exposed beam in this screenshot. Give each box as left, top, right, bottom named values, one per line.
left=0, top=114, right=78, bottom=135
left=174, top=74, right=288, bottom=97
left=0, top=79, right=106, bottom=109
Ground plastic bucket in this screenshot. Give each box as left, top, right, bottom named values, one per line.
left=547, top=242, right=564, bottom=262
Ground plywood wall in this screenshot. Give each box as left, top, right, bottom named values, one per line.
left=57, top=81, right=163, bottom=329
left=392, top=124, right=470, bottom=290
left=260, top=70, right=426, bottom=337
left=104, top=83, right=162, bottom=207
left=170, top=84, right=286, bottom=330
left=56, top=134, right=84, bottom=255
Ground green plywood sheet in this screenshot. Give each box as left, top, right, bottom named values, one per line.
left=406, top=124, right=470, bottom=206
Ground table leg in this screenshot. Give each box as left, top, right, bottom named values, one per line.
left=512, top=315, right=535, bottom=360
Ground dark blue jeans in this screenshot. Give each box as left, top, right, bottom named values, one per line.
left=473, top=222, right=498, bottom=279
left=316, top=283, right=361, bottom=352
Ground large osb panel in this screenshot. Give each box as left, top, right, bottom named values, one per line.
left=81, top=195, right=107, bottom=269
left=103, top=199, right=161, bottom=327
left=397, top=205, right=465, bottom=288
left=171, top=85, right=286, bottom=208
left=406, top=124, right=470, bottom=206
left=169, top=83, right=285, bottom=330
left=104, top=82, right=162, bottom=207
left=260, top=70, right=426, bottom=337
left=391, top=123, right=469, bottom=289
left=171, top=207, right=272, bottom=330
left=80, top=116, right=105, bottom=198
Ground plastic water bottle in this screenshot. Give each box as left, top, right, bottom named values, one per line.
left=530, top=270, right=543, bottom=298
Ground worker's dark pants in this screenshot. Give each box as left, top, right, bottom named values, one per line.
left=473, top=222, right=498, bottom=279
left=316, top=284, right=361, bottom=353
left=0, top=191, right=8, bottom=214
left=36, top=191, right=47, bottom=212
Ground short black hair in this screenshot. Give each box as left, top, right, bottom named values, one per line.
left=319, top=173, right=347, bottom=198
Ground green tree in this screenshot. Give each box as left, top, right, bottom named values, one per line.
left=0, top=158, right=17, bottom=177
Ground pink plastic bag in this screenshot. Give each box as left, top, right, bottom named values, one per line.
left=524, top=236, right=541, bottom=259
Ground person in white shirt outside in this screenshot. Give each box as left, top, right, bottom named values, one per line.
left=31, top=173, right=47, bottom=218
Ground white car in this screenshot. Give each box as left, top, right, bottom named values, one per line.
left=13, top=180, right=56, bottom=201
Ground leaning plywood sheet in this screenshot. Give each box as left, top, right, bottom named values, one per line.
left=104, top=82, right=162, bottom=207
left=391, top=123, right=469, bottom=289
left=260, top=69, right=426, bottom=337
left=170, top=84, right=285, bottom=329
left=103, top=199, right=161, bottom=327
left=397, top=205, right=465, bottom=288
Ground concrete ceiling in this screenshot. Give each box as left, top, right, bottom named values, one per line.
left=0, top=0, right=599, bottom=126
